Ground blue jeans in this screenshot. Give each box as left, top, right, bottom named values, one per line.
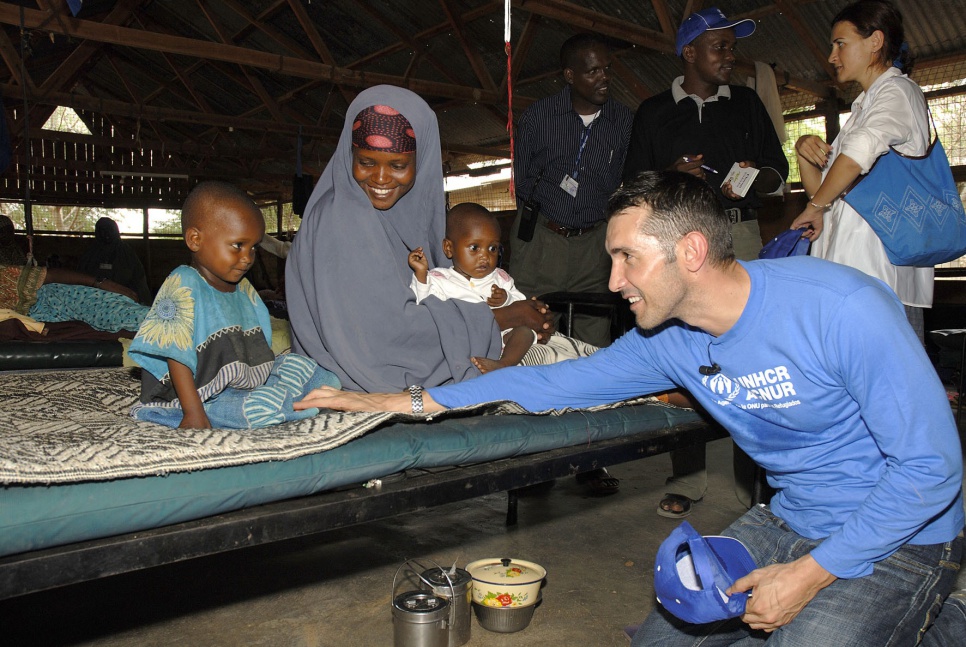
left=632, top=505, right=963, bottom=647
left=921, top=589, right=966, bottom=647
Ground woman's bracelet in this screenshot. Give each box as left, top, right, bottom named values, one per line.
left=93, top=276, right=107, bottom=287
left=808, top=199, right=833, bottom=210
left=408, top=385, right=424, bottom=414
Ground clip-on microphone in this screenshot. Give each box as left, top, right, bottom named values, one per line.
left=699, top=363, right=721, bottom=376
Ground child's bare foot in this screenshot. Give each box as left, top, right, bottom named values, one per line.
left=472, top=356, right=509, bottom=374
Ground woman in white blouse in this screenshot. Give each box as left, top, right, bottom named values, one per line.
left=791, top=0, right=931, bottom=339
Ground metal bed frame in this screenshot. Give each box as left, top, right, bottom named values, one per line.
left=0, top=416, right=726, bottom=600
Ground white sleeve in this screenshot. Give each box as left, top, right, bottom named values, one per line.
left=410, top=274, right=433, bottom=304
left=494, top=271, right=528, bottom=307
left=838, top=81, right=925, bottom=173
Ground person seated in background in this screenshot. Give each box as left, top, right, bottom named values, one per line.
left=128, top=181, right=340, bottom=430
left=259, top=232, right=292, bottom=259
left=1, top=258, right=145, bottom=333
left=0, top=214, right=27, bottom=266
left=255, top=233, right=292, bottom=310
left=77, top=217, right=152, bottom=304
left=408, top=202, right=535, bottom=374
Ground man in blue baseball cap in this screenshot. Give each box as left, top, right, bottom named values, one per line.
left=674, top=7, right=757, bottom=56
left=623, top=6, right=789, bottom=521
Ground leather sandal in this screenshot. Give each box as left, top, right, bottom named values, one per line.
left=657, top=493, right=701, bottom=519
left=575, top=468, right=620, bottom=496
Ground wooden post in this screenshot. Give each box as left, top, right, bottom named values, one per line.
left=821, top=97, right=843, bottom=144
left=142, top=206, right=151, bottom=295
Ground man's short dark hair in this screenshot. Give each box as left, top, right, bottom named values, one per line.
left=181, top=181, right=259, bottom=232
left=560, top=33, right=608, bottom=71
left=608, top=171, right=735, bottom=267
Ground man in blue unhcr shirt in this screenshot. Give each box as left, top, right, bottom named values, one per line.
left=297, top=171, right=965, bottom=645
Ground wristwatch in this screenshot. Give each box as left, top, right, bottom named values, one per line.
left=408, top=385, right=424, bottom=414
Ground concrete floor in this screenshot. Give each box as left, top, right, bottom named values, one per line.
left=3, top=428, right=966, bottom=646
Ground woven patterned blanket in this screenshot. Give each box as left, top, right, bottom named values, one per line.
left=0, top=367, right=651, bottom=485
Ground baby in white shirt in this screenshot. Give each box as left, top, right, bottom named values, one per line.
left=408, top=202, right=535, bottom=373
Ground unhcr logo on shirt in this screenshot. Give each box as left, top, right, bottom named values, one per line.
left=702, top=365, right=801, bottom=410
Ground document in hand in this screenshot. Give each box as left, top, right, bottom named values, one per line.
left=721, top=163, right=759, bottom=198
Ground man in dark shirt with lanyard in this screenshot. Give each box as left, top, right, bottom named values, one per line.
left=622, top=8, right=789, bottom=519
left=511, top=33, right=633, bottom=350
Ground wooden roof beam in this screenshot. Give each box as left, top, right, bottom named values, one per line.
left=222, top=0, right=309, bottom=60
left=36, top=0, right=143, bottom=96
left=284, top=0, right=356, bottom=104
left=651, top=0, right=675, bottom=36
left=110, top=48, right=204, bottom=110
left=347, top=1, right=502, bottom=71
left=158, top=50, right=213, bottom=114
left=0, top=21, right=34, bottom=90
left=196, top=3, right=285, bottom=123
left=610, top=55, right=651, bottom=103
left=0, top=4, right=506, bottom=104
left=138, top=0, right=304, bottom=108
left=354, top=1, right=466, bottom=88
left=104, top=53, right=143, bottom=105
left=501, top=13, right=541, bottom=92
left=772, top=0, right=837, bottom=82
left=515, top=0, right=674, bottom=53
left=682, top=1, right=703, bottom=19
left=0, top=83, right=342, bottom=138
left=439, top=0, right=498, bottom=93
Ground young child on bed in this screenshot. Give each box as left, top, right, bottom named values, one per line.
left=408, top=202, right=535, bottom=374
left=128, top=181, right=340, bottom=429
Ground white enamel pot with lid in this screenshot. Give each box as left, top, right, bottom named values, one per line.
left=465, top=557, right=546, bottom=608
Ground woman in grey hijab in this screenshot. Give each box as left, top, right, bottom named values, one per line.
left=286, top=85, right=551, bottom=393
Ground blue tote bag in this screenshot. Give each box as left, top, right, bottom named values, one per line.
left=842, top=120, right=966, bottom=267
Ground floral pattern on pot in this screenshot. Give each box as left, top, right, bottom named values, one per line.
left=482, top=591, right=532, bottom=607
left=467, top=558, right=546, bottom=608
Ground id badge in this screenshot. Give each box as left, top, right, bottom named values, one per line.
left=559, top=174, right=579, bottom=197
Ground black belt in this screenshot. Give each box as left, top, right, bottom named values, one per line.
left=724, top=207, right=758, bottom=224
left=542, top=218, right=602, bottom=238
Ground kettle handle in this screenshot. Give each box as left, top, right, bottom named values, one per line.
left=391, top=558, right=457, bottom=627
left=391, top=558, right=456, bottom=597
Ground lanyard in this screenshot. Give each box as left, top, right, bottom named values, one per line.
left=571, top=117, right=597, bottom=180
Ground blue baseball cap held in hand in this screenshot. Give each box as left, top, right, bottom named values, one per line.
left=759, top=227, right=811, bottom=259
left=676, top=7, right=757, bottom=56
left=653, top=521, right=757, bottom=624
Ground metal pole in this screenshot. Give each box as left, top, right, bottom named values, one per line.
left=143, top=206, right=151, bottom=295
left=19, top=5, right=31, bottom=237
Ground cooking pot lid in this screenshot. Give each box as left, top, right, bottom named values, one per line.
left=466, top=558, right=546, bottom=585
left=421, top=567, right=472, bottom=589
left=392, top=591, right=450, bottom=618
